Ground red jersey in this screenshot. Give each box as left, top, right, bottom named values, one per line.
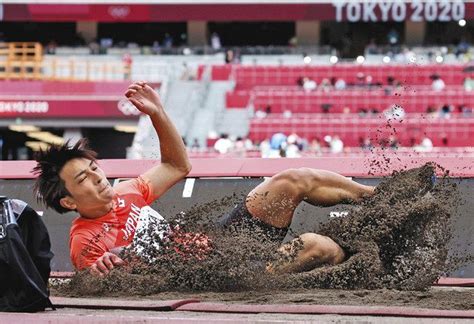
left=69, top=176, right=158, bottom=270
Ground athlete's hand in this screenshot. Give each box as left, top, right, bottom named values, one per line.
left=90, top=252, right=125, bottom=277
left=125, top=81, right=163, bottom=116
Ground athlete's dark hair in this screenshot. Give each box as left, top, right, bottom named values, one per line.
left=32, top=138, right=97, bottom=214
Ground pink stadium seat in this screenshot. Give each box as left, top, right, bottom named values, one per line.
left=212, top=63, right=472, bottom=149
left=220, top=64, right=470, bottom=110
left=211, top=65, right=232, bottom=81
left=229, top=65, right=465, bottom=88
left=249, top=88, right=473, bottom=113
left=248, top=116, right=474, bottom=147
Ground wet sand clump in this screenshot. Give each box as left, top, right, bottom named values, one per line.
left=288, top=164, right=457, bottom=291
left=60, top=163, right=461, bottom=296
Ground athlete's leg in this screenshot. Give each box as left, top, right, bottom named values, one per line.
left=245, top=167, right=374, bottom=228
left=267, top=232, right=346, bottom=273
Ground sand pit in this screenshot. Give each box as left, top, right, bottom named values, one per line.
left=53, top=163, right=473, bottom=311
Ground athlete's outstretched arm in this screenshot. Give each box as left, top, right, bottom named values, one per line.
left=125, top=82, right=191, bottom=198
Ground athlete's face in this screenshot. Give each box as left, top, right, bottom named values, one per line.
left=59, top=158, right=115, bottom=215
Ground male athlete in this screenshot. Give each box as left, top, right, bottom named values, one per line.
left=33, top=82, right=374, bottom=276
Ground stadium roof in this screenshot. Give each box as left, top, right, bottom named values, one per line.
left=2, top=1, right=471, bottom=22
left=0, top=0, right=451, bottom=3
left=1, top=0, right=328, bottom=3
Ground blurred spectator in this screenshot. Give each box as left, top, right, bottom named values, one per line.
left=393, top=48, right=408, bottom=63
left=180, top=62, right=195, bottom=80
left=302, top=77, right=317, bottom=92
left=191, top=138, right=200, bottom=151
left=365, top=38, right=378, bottom=55
left=440, top=104, right=452, bottom=118
left=402, top=47, right=416, bottom=63
left=325, top=135, right=344, bottom=153
left=365, top=75, right=373, bottom=87
left=426, top=105, right=437, bottom=117
left=255, top=108, right=267, bottom=119
left=321, top=103, right=332, bottom=114
left=122, top=53, right=133, bottom=80
left=414, top=136, right=433, bottom=152
left=270, top=132, right=287, bottom=150
left=387, top=28, right=399, bottom=45
left=152, top=41, right=161, bottom=54
left=269, top=132, right=287, bottom=158
left=89, top=40, right=100, bottom=54
left=244, top=137, right=254, bottom=151
left=127, top=42, right=139, bottom=49
left=319, top=78, right=332, bottom=92
left=356, top=72, right=365, bottom=86
left=296, top=77, right=304, bottom=87
left=265, top=105, right=272, bottom=114
left=309, top=138, right=323, bottom=156
left=394, top=80, right=403, bottom=92
left=298, top=137, right=308, bottom=152
left=163, top=33, right=174, bottom=49
left=384, top=104, right=405, bottom=121
left=214, top=134, right=233, bottom=154
left=259, top=138, right=271, bottom=158
left=288, top=35, right=298, bottom=47
left=100, top=38, right=113, bottom=49
left=360, top=137, right=374, bottom=151
left=334, top=77, right=347, bottom=90
left=441, top=135, right=449, bottom=146
left=389, top=136, right=399, bottom=149
left=283, top=109, right=292, bottom=118
left=207, top=130, right=218, bottom=147
left=225, top=49, right=236, bottom=64
left=179, top=33, right=188, bottom=46
left=456, top=38, right=470, bottom=56
left=342, top=106, right=351, bottom=114
left=45, top=40, right=57, bottom=54
left=358, top=108, right=369, bottom=117
left=387, top=76, right=395, bottom=86
left=464, top=77, right=474, bottom=91
left=286, top=133, right=301, bottom=158
left=385, top=77, right=403, bottom=95
left=211, top=32, right=222, bottom=51
left=278, top=145, right=287, bottom=158
left=385, top=77, right=395, bottom=95
left=458, top=104, right=473, bottom=116
left=331, top=135, right=344, bottom=153
left=234, top=136, right=246, bottom=157
left=430, top=74, right=446, bottom=91
left=116, top=40, right=127, bottom=48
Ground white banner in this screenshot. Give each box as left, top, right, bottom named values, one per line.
left=334, top=0, right=466, bottom=22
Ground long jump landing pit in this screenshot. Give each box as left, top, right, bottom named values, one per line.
left=1, top=155, right=473, bottom=322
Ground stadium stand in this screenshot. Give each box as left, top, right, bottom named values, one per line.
left=191, top=63, right=473, bottom=153
left=0, top=29, right=473, bottom=159
left=249, top=115, right=473, bottom=147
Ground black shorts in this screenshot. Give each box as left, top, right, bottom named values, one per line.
left=216, top=200, right=288, bottom=244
